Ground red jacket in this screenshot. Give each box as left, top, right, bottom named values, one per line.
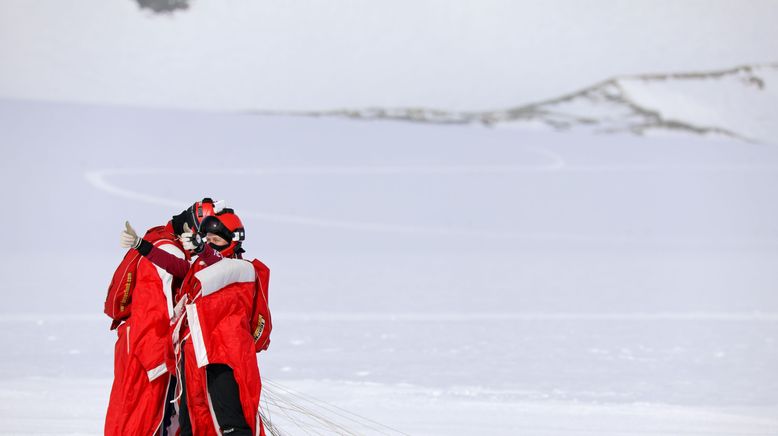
left=105, top=236, right=186, bottom=436
left=178, top=257, right=271, bottom=435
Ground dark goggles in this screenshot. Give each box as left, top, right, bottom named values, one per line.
left=199, top=216, right=244, bottom=243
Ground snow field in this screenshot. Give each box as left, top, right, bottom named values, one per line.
left=1, top=99, right=777, bottom=434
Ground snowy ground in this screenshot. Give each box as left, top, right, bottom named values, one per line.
left=1, top=99, right=778, bottom=434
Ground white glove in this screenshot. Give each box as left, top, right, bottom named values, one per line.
left=180, top=223, right=204, bottom=253
left=120, top=221, right=141, bottom=249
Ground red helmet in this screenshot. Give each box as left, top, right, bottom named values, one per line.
left=172, top=197, right=225, bottom=235
left=199, top=208, right=246, bottom=258
left=190, top=198, right=228, bottom=231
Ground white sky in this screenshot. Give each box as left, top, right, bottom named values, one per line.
left=1, top=0, right=777, bottom=111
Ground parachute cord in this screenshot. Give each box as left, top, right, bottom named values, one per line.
left=259, top=408, right=284, bottom=436
left=260, top=379, right=411, bottom=436
left=169, top=295, right=189, bottom=404
left=170, top=332, right=190, bottom=404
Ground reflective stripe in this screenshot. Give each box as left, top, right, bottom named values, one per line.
left=195, top=258, right=256, bottom=297
left=186, top=304, right=209, bottom=368
left=147, top=362, right=167, bottom=382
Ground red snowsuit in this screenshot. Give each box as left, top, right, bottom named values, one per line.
left=105, top=227, right=186, bottom=436
left=176, top=257, right=271, bottom=436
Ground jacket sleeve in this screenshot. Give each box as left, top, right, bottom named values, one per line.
left=153, top=244, right=187, bottom=320
left=131, top=244, right=186, bottom=381
left=138, top=239, right=191, bottom=279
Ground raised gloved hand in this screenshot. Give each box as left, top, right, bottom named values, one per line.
left=120, top=221, right=141, bottom=249
left=180, top=223, right=205, bottom=253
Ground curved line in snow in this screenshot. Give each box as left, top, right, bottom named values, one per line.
left=84, top=171, right=187, bottom=209
left=83, top=153, right=778, bottom=245
left=84, top=149, right=581, bottom=240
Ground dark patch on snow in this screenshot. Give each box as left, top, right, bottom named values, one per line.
left=134, top=0, right=190, bottom=14
left=252, top=63, right=778, bottom=144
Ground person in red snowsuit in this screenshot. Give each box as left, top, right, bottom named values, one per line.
left=105, top=221, right=186, bottom=436
left=114, top=205, right=271, bottom=436
left=174, top=209, right=271, bottom=436
left=105, top=199, right=223, bottom=436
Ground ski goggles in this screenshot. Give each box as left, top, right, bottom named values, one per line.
left=199, top=215, right=245, bottom=242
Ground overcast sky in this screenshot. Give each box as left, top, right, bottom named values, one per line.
left=1, top=0, right=776, bottom=111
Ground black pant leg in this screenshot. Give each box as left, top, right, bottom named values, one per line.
left=206, top=363, right=252, bottom=435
